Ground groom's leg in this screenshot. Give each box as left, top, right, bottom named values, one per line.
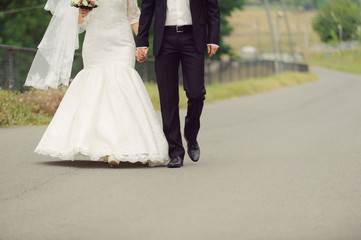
left=155, top=33, right=185, bottom=159
left=180, top=32, right=206, bottom=143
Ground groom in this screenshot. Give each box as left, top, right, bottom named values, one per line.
left=136, top=0, right=220, bottom=168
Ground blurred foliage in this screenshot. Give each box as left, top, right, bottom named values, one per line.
left=285, top=0, right=326, bottom=10
left=312, top=0, right=361, bottom=43
left=216, top=0, right=245, bottom=59
left=22, top=87, right=66, bottom=115
left=265, top=0, right=361, bottom=10
left=0, top=87, right=51, bottom=126
left=0, top=0, right=50, bottom=47
left=266, top=0, right=327, bottom=10
left=307, top=48, right=361, bottom=74
left=1, top=0, right=245, bottom=59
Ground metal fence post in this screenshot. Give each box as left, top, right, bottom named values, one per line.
left=8, top=49, right=15, bottom=91
left=246, top=61, right=250, bottom=79
left=229, top=62, right=233, bottom=82
left=219, top=62, right=222, bottom=83
left=253, top=60, right=257, bottom=78
left=262, top=60, right=266, bottom=77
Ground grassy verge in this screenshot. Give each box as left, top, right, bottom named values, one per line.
left=307, top=48, right=361, bottom=74
left=1, top=72, right=318, bottom=127
left=0, top=88, right=52, bottom=127
left=145, top=71, right=319, bottom=111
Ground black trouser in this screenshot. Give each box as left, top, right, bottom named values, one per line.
left=155, top=29, right=206, bottom=159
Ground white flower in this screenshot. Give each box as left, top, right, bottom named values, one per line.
left=82, top=0, right=88, bottom=6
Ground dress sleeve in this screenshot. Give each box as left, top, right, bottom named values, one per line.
left=78, top=15, right=90, bottom=34
left=127, top=0, right=141, bottom=25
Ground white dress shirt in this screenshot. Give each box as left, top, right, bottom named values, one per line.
left=165, top=0, right=193, bottom=26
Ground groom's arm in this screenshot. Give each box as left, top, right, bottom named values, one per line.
left=205, top=0, right=220, bottom=46
left=136, top=0, right=155, bottom=48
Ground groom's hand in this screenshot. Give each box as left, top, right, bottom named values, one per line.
left=207, top=44, right=219, bottom=58
left=136, top=48, right=149, bottom=63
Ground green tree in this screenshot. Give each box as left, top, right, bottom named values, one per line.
left=217, top=0, right=245, bottom=58
left=0, top=0, right=51, bottom=47
left=312, top=0, right=361, bottom=43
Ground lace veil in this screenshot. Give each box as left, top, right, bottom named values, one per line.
left=24, top=0, right=79, bottom=89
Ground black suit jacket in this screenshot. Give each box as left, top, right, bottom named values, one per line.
left=136, top=0, right=220, bottom=56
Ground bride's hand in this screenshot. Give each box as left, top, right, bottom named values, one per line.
left=78, top=9, right=90, bottom=24
left=136, top=48, right=148, bottom=63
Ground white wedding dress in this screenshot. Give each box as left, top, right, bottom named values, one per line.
left=34, top=0, right=169, bottom=166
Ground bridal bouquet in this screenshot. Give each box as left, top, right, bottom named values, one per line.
left=71, top=0, right=99, bottom=10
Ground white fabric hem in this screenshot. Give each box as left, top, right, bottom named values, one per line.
left=35, top=148, right=169, bottom=167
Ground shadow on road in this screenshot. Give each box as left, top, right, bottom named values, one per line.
left=38, top=160, right=164, bottom=169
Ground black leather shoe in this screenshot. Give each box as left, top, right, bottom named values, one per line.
left=187, top=141, right=200, bottom=162
left=167, top=156, right=183, bottom=168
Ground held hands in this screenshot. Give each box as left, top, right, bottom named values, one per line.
left=136, top=48, right=149, bottom=63
left=208, top=44, right=219, bottom=58
left=78, top=9, right=90, bottom=24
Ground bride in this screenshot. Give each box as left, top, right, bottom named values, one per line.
left=25, top=0, right=169, bottom=167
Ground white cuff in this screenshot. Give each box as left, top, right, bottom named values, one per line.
left=207, top=44, right=219, bottom=47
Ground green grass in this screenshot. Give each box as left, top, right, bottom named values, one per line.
left=145, top=71, right=319, bottom=111
left=1, top=72, right=318, bottom=127
left=307, top=48, right=361, bottom=74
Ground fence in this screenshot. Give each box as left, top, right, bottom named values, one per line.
left=0, top=44, right=308, bottom=92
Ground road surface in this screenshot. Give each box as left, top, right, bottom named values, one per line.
left=1, top=67, right=361, bottom=239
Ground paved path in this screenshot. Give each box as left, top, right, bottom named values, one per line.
left=1, top=67, right=361, bottom=240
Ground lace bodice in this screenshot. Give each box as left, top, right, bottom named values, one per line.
left=81, top=0, right=141, bottom=69
left=80, top=0, right=140, bottom=31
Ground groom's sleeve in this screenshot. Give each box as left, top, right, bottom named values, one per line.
left=136, top=0, right=155, bottom=48
left=205, top=0, right=220, bottom=46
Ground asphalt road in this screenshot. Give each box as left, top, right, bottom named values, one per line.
left=1, top=67, right=361, bottom=240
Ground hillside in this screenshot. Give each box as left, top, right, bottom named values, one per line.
left=224, top=6, right=320, bottom=56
